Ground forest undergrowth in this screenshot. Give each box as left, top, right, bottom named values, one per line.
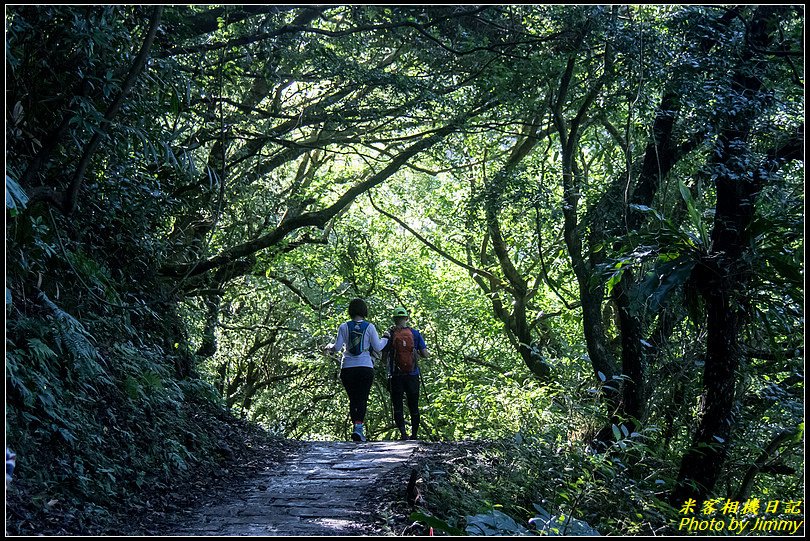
left=6, top=370, right=295, bottom=536
left=373, top=437, right=680, bottom=536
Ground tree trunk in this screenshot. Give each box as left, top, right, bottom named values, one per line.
left=671, top=6, right=782, bottom=502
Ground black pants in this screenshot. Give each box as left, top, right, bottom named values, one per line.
left=340, top=366, right=374, bottom=423
left=390, top=374, right=420, bottom=437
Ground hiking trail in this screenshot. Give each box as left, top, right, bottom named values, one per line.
left=166, top=440, right=420, bottom=536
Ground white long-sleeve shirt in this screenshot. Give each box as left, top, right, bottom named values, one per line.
left=332, top=319, right=387, bottom=368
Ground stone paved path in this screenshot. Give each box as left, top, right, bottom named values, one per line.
left=170, top=440, right=419, bottom=536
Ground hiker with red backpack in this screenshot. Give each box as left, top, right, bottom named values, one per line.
left=382, top=307, right=430, bottom=441
left=325, top=298, right=386, bottom=443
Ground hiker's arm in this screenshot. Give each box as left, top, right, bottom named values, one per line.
left=381, top=326, right=393, bottom=350
left=326, top=323, right=346, bottom=353
left=415, top=329, right=429, bottom=358
left=368, top=324, right=386, bottom=353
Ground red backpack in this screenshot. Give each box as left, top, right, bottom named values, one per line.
left=387, top=326, right=416, bottom=374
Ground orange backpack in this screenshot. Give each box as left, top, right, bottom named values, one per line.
left=388, top=326, right=416, bottom=374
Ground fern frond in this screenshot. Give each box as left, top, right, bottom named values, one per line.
left=38, top=292, right=109, bottom=378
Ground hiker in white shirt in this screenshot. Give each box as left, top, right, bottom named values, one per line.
left=325, top=298, right=386, bottom=442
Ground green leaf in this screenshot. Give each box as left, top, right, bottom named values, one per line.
left=605, top=268, right=625, bottom=296
left=57, top=427, right=77, bottom=445
left=632, top=256, right=697, bottom=314
left=6, top=174, right=29, bottom=216
left=27, top=338, right=58, bottom=361
left=766, top=254, right=803, bottom=285
left=678, top=180, right=708, bottom=246
left=465, top=509, right=529, bottom=536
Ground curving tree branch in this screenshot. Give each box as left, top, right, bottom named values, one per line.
left=160, top=115, right=479, bottom=279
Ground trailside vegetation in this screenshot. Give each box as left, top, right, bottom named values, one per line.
left=5, top=5, right=803, bottom=535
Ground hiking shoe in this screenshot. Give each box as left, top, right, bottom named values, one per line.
left=351, top=423, right=366, bottom=442
left=399, top=432, right=409, bottom=441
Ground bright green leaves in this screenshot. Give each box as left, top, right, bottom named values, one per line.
left=677, top=180, right=709, bottom=248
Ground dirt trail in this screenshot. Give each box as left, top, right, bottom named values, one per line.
left=168, top=440, right=419, bottom=536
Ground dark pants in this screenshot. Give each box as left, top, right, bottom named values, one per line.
left=340, top=366, right=374, bottom=423
left=390, top=374, right=420, bottom=437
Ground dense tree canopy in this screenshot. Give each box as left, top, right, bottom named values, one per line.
left=5, top=5, right=803, bottom=535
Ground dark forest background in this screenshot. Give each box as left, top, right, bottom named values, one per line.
left=5, top=5, right=803, bottom=535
